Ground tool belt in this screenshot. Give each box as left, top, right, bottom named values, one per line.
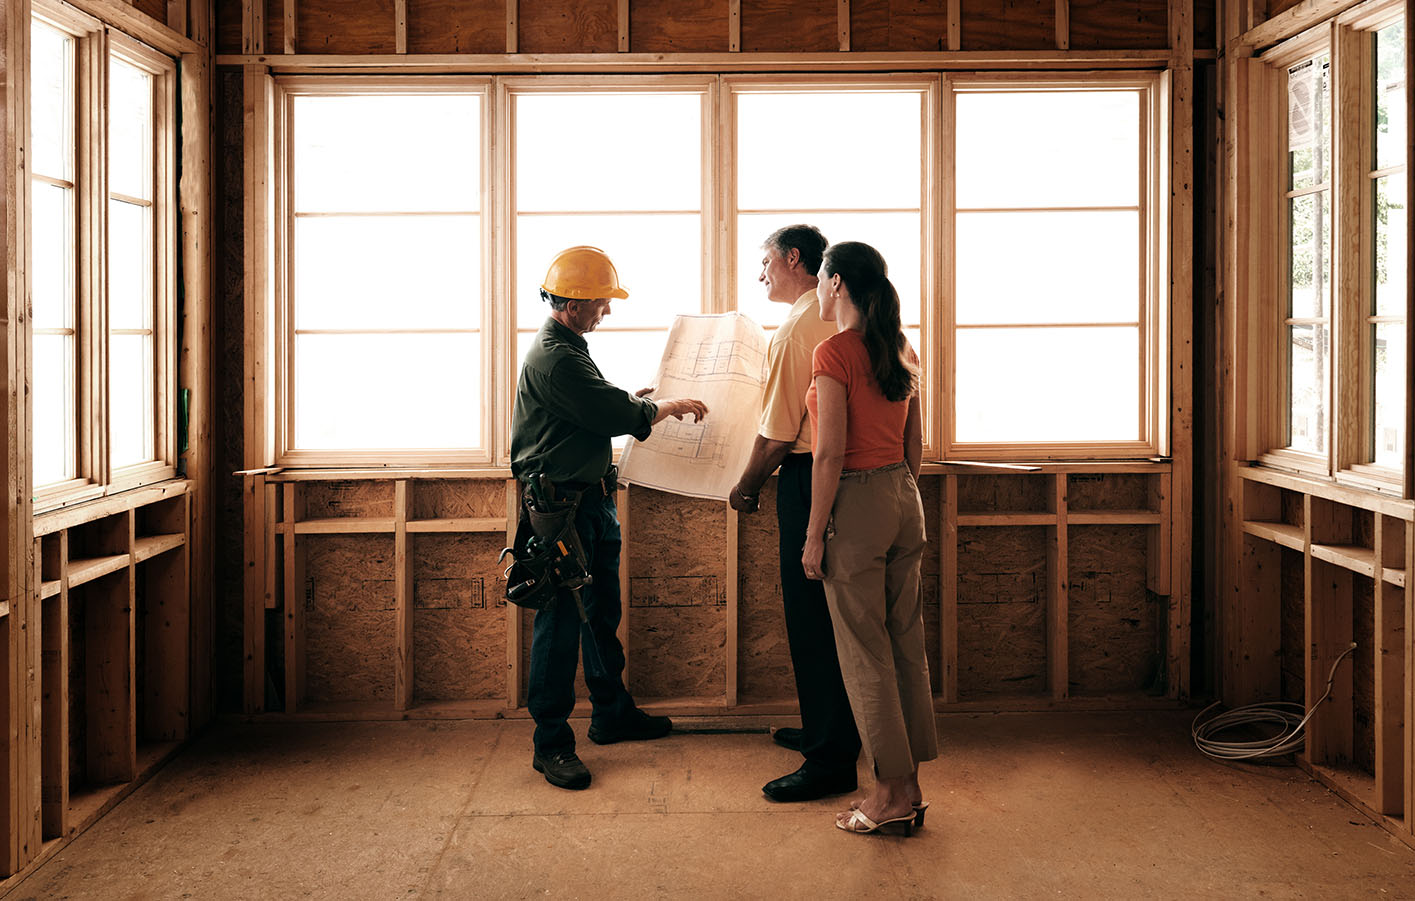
left=498, top=468, right=616, bottom=612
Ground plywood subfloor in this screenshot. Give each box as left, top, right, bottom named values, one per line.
left=7, top=711, right=1414, bottom=899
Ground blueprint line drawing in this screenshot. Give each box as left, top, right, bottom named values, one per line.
left=619, top=313, right=768, bottom=500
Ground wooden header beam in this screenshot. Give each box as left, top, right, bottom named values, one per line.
left=214, top=49, right=1174, bottom=73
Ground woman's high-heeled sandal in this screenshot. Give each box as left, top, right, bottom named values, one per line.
left=836, top=808, right=916, bottom=836
left=912, top=801, right=930, bottom=828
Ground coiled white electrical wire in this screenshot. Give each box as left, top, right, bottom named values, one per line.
left=1192, top=642, right=1358, bottom=762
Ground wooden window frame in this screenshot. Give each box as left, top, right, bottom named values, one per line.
left=1256, top=2, right=1408, bottom=495
left=30, top=1, right=178, bottom=514
left=270, top=76, right=495, bottom=467
left=941, top=71, right=1168, bottom=462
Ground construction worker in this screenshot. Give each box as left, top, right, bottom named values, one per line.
left=729, top=225, right=862, bottom=802
left=511, top=245, right=708, bottom=791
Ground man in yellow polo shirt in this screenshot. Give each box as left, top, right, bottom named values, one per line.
left=730, top=225, right=861, bottom=801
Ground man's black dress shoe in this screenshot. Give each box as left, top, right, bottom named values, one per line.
left=771, top=726, right=803, bottom=752
left=587, top=710, right=672, bottom=745
left=762, top=762, right=857, bottom=802
left=533, top=749, right=591, bottom=790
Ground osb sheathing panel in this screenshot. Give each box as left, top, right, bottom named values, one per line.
left=958, top=473, right=1049, bottom=513
left=1067, top=525, right=1158, bottom=694
left=850, top=0, right=951, bottom=52
left=266, top=0, right=285, bottom=53
left=411, top=480, right=505, bottom=520
left=518, top=0, right=618, bottom=53
left=408, top=0, right=506, bottom=54
left=627, top=487, right=726, bottom=699
left=1067, top=0, right=1168, bottom=50
left=630, top=0, right=731, bottom=53
left=957, top=526, right=1046, bottom=698
left=304, top=535, right=395, bottom=702
left=216, top=1, right=242, bottom=54
left=1195, top=0, right=1217, bottom=50
left=302, top=480, right=395, bottom=519
left=1352, top=573, right=1375, bottom=774
left=1280, top=546, right=1305, bottom=705
left=959, top=0, right=1054, bottom=51
left=741, top=0, right=836, bottom=52
left=135, top=0, right=168, bottom=26
left=412, top=535, right=507, bottom=701
left=1067, top=473, right=1152, bottom=511
left=736, top=480, right=792, bottom=702
left=298, top=0, right=397, bottom=53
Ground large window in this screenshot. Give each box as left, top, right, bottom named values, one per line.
left=29, top=6, right=177, bottom=507
left=1259, top=4, right=1409, bottom=487
left=949, top=77, right=1161, bottom=455
left=281, top=81, right=489, bottom=462
left=266, top=73, right=1166, bottom=466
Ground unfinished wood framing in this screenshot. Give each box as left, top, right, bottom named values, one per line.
left=1056, top=0, right=1070, bottom=50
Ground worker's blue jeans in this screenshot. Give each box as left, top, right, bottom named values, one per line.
left=527, top=492, right=636, bottom=754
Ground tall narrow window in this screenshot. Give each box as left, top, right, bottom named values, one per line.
left=287, top=89, right=485, bottom=456
left=952, top=85, right=1150, bottom=448
left=512, top=87, right=706, bottom=400
left=1370, top=22, right=1406, bottom=470
left=30, top=18, right=77, bottom=488
left=108, top=52, right=156, bottom=469
left=1286, top=54, right=1332, bottom=456
left=733, top=86, right=924, bottom=360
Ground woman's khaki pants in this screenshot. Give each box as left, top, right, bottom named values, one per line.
left=822, top=462, right=938, bottom=779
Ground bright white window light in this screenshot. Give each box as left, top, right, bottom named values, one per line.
left=953, top=89, right=1145, bottom=444
left=31, top=18, right=77, bottom=487
left=290, top=92, right=482, bottom=452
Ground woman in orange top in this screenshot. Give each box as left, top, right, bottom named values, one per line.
left=803, top=241, right=938, bottom=836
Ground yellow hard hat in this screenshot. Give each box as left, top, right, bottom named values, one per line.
left=541, top=246, right=630, bottom=301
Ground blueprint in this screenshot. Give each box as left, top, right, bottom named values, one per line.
left=619, top=313, right=768, bottom=500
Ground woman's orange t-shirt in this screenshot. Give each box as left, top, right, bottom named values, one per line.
left=806, top=328, right=916, bottom=471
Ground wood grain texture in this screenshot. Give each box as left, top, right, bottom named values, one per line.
left=409, top=480, right=505, bottom=520
left=135, top=0, right=169, bottom=25
left=1067, top=0, right=1167, bottom=50
left=848, top=0, right=951, bottom=51
left=741, top=0, right=835, bottom=52
left=735, top=482, right=794, bottom=704
left=957, top=526, right=1047, bottom=698
left=627, top=488, right=726, bottom=699
left=1067, top=525, right=1159, bottom=694
left=264, top=0, right=284, bottom=54
left=303, top=535, right=396, bottom=702
left=217, top=0, right=244, bottom=54
left=407, top=0, right=506, bottom=53
left=297, top=0, right=397, bottom=53
left=518, top=0, right=617, bottom=53
left=412, top=535, right=506, bottom=701
left=302, top=481, right=395, bottom=519
left=959, top=0, right=1054, bottom=50
left=629, top=0, right=730, bottom=52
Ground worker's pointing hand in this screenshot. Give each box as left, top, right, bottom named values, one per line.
left=670, top=399, right=709, bottom=423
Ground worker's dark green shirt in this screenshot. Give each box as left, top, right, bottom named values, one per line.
left=510, top=317, right=658, bottom=486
